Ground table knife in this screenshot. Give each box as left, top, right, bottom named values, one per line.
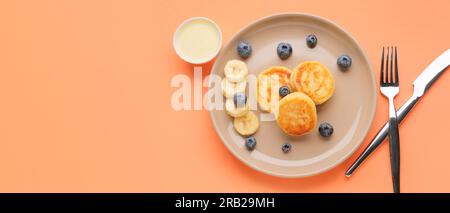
left=346, top=49, right=450, bottom=177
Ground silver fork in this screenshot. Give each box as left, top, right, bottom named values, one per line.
left=380, top=46, right=400, bottom=193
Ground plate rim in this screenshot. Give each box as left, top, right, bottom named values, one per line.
left=209, top=12, right=377, bottom=178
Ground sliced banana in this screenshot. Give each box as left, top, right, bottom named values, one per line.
left=233, top=111, right=259, bottom=136
left=221, top=78, right=246, bottom=98
left=224, top=59, right=248, bottom=83
left=225, top=98, right=249, bottom=117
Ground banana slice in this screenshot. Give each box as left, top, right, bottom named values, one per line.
left=221, top=78, right=246, bottom=98
left=224, top=59, right=248, bottom=82
left=225, top=98, right=249, bottom=117
left=233, top=111, right=259, bottom=136
left=290, top=61, right=335, bottom=105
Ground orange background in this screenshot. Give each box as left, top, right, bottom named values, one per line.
left=0, top=0, right=449, bottom=192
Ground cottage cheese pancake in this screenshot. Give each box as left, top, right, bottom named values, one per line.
left=276, top=92, right=317, bottom=136
left=257, top=66, right=292, bottom=112
left=290, top=61, right=335, bottom=105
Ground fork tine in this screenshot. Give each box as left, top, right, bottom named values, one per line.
left=380, top=47, right=385, bottom=84
left=385, top=47, right=390, bottom=84
left=394, top=47, right=399, bottom=85
left=390, top=46, right=394, bottom=84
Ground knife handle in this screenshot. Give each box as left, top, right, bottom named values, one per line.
left=345, top=95, right=420, bottom=177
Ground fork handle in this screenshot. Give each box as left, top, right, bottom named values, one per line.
left=388, top=98, right=400, bottom=193
left=345, top=95, right=419, bottom=177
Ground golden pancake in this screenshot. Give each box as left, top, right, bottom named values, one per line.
left=290, top=61, right=335, bottom=105
left=257, top=66, right=292, bottom=112
left=276, top=92, right=317, bottom=136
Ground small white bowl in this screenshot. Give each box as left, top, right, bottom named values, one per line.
left=173, top=17, right=222, bottom=65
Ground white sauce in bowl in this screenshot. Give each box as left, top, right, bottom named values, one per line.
left=173, top=17, right=222, bottom=64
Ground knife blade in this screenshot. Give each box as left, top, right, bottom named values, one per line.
left=346, top=49, right=450, bottom=177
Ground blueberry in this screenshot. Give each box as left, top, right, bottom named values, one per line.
left=281, top=143, right=292, bottom=153
left=318, top=122, right=334, bottom=137
left=233, top=93, right=247, bottom=108
left=245, top=136, right=257, bottom=151
left=277, top=42, right=292, bottom=60
left=279, top=86, right=290, bottom=97
left=337, top=54, right=352, bottom=71
left=306, top=34, right=318, bottom=48
left=237, top=41, right=252, bottom=59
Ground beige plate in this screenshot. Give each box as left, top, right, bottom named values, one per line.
left=209, top=13, right=377, bottom=178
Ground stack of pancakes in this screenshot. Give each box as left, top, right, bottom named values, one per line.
left=257, top=61, right=335, bottom=136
